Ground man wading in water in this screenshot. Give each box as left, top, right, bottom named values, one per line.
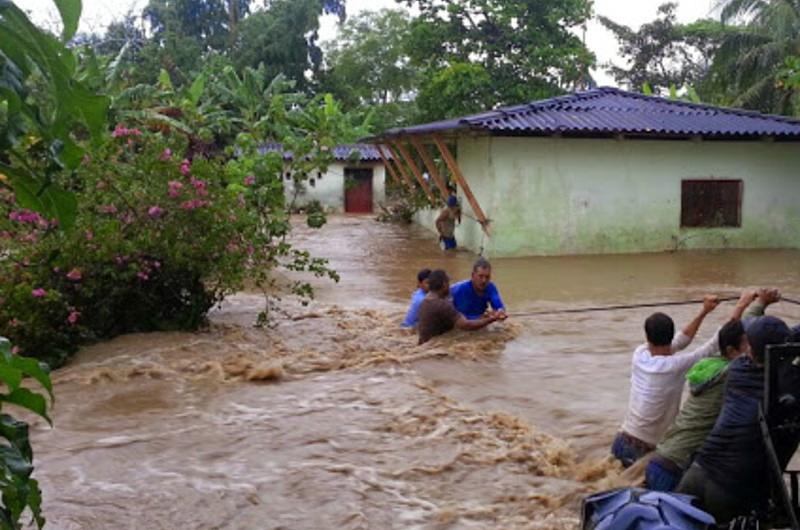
left=450, top=258, right=508, bottom=321
left=417, top=269, right=502, bottom=344
left=435, top=195, right=460, bottom=250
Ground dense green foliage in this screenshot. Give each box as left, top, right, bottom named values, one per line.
left=600, top=3, right=725, bottom=96
left=0, top=338, right=51, bottom=530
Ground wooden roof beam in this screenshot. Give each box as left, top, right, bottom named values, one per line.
left=391, top=140, right=435, bottom=202
left=408, top=135, right=449, bottom=200
left=432, top=134, right=490, bottom=233
left=385, top=144, right=418, bottom=193
left=376, top=144, right=415, bottom=192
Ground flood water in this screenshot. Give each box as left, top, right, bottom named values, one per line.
left=30, top=216, right=800, bottom=529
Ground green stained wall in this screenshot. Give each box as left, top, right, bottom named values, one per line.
left=415, top=136, right=800, bottom=256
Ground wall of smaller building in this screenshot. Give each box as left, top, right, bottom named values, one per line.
left=283, top=162, right=385, bottom=212
left=415, top=136, right=800, bottom=256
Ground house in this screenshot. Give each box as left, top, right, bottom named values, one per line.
left=370, top=87, right=800, bottom=256
left=260, top=143, right=388, bottom=213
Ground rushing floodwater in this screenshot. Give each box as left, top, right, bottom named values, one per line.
left=29, top=216, right=800, bottom=529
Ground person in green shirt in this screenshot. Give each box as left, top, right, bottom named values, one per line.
left=644, top=288, right=781, bottom=491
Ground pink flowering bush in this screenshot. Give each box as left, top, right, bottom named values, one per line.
left=0, top=127, right=334, bottom=367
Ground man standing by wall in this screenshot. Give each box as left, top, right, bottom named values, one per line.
left=435, top=195, right=460, bottom=250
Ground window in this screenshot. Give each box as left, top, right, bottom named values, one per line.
left=309, top=178, right=316, bottom=188
left=681, top=180, right=743, bottom=228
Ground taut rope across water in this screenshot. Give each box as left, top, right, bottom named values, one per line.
left=509, top=296, right=800, bottom=319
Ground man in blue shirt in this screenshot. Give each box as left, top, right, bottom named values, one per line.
left=450, top=258, right=508, bottom=320
left=402, top=268, right=432, bottom=328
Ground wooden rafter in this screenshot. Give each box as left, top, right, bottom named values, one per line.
left=386, top=144, right=418, bottom=192
left=392, top=140, right=435, bottom=202
left=376, top=144, right=414, bottom=192
left=408, top=135, right=449, bottom=199
left=432, top=134, right=490, bottom=232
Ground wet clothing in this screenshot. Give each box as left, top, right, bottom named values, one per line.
left=645, top=455, right=684, bottom=492
left=450, top=280, right=505, bottom=320
left=646, top=357, right=730, bottom=490
left=401, top=288, right=426, bottom=328
left=440, top=237, right=457, bottom=250
left=611, top=431, right=655, bottom=468
left=655, top=358, right=729, bottom=469
left=677, top=463, right=751, bottom=524
left=676, top=354, right=768, bottom=521
left=417, top=295, right=461, bottom=344
left=620, top=331, right=719, bottom=448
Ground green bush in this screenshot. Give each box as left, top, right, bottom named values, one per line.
left=0, top=127, right=330, bottom=367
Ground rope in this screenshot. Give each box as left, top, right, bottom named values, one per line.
left=509, top=295, right=800, bottom=318
left=510, top=296, right=737, bottom=318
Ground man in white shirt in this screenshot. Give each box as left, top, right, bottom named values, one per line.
left=612, top=294, right=738, bottom=468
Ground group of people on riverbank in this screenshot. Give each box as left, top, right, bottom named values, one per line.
left=402, top=258, right=507, bottom=344
left=613, top=288, right=800, bottom=524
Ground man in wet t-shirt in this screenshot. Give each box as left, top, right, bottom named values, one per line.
left=450, top=257, right=507, bottom=320
left=417, top=269, right=501, bottom=344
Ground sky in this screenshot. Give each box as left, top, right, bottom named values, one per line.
left=23, top=0, right=719, bottom=85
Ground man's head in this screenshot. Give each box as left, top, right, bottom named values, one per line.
left=792, top=324, right=800, bottom=343
left=645, top=312, right=675, bottom=347
left=719, top=319, right=749, bottom=360
left=747, top=316, right=791, bottom=364
left=417, top=268, right=432, bottom=292
left=427, top=269, right=450, bottom=297
left=471, top=257, right=492, bottom=293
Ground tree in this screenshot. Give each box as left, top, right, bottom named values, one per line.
left=704, top=0, right=800, bottom=114
left=600, top=3, right=725, bottom=96
left=399, top=0, right=595, bottom=120
left=230, top=0, right=333, bottom=91
left=319, top=9, right=419, bottom=131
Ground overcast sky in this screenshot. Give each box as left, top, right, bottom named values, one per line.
left=23, top=0, right=719, bottom=85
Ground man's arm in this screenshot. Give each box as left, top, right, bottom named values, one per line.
left=488, top=283, right=506, bottom=314
left=672, top=295, right=720, bottom=351
left=455, top=313, right=498, bottom=331
left=743, top=288, right=780, bottom=323
left=671, top=290, right=760, bottom=368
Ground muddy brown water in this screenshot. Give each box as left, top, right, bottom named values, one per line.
left=29, top=216, right=800, bottom=529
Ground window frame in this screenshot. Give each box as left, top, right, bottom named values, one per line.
left=680, top=179, right=743, bottom=229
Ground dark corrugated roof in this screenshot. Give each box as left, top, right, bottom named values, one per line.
left=378, top=87, right=800, bottom=139
left=259, top=143, right=388, bottom=161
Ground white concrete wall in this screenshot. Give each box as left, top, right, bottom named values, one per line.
left=284, top=162, right=385, bottom=213
left=416, top=136, right=800, bottom=256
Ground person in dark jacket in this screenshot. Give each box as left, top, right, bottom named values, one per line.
left=675, top=314, right=793, bottom=524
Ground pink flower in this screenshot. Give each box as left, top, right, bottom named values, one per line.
left=137, top=271, right=149, bottom=281
left=99, top=204, right=118, bottom=214
left=85, top=230, right=94, bottom=241
left=180, top=199, right=207, bottom=211
left=67, top=311, right=80, bottom=325
left=10, top=346, right=19, bottom=355
left=112, top=124, right=142, bottom=138
left=190, top=177, right=208, bottom=196
left=31, top=288, right=47, bottom=298
left=8, top=210, right=43, bottom=225
left=180, top=159, right=191, bottom=176
left=244, top=175, right=256, bottom=186
left=148, top=206, right=165, bottom=219
left=66, top=268, right=82, bottom=281
left=9, top=319, right=20, bottom=328
left=160, top=148, right=173, bottom=161
left=82, top=154, right=92, bottom=165
left=168, top=181, right=183, bottom=198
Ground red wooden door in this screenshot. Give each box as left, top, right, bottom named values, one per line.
left=344, top=169, right=373, bottom=213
